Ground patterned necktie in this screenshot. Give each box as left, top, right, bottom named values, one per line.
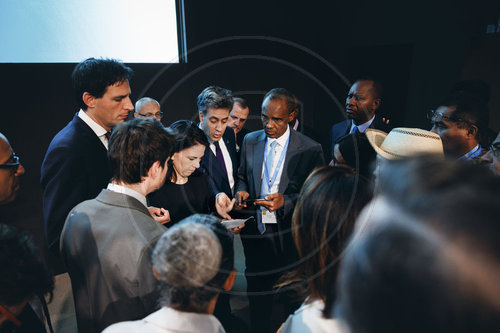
left=213, top=141, right=228, bottom=176
left=260, top=140, right=278, bottom=197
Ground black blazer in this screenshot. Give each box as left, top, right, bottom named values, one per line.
left=41, top=113, right=111, bottom=255
left=200, top=126, right=238, bottom=198
left=330, top=115, right=392, bottom=158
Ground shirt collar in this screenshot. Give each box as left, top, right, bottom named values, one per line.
left=106, top=183, right=148, bottom=208
left=78, top=110, right=108, bottom=137
left=144, top=307, right=224, bottom=332
left=459, top=144, right=481, bottom=161
left=266, top=125, right=290, bottom=147
left=351, top=114, right=376, bottom=133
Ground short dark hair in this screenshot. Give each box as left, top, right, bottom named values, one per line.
left=197, top=86, right=233, bottom=115
left=0, top=224, right=54, bottom=307
left=354, top=76, right=383, bottom=100
left=439, top=92, right=489, bottom=139
left=278, top=166, right=372, bottom=306
left=72, top=58, right=133, bottom=110
left=336, top=133, right=377, bottom=178
left=335, top=158, right=500, bottom=333
left=262, top=88, right=297, bottom=114
left=153, top=214, right=234, bottom=312
left=232, top=97, right=249, bottom=109
left=108, top=118, right=175, bottom=184
left=167, top=120, right=209, bottom=182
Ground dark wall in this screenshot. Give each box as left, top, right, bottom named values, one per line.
left=1, top=0, right=499, bottom=267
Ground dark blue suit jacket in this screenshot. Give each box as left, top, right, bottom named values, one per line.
left=41, top=113, right=111, bottom=255
left=330, top=116, right=392, bottom=158
left=200, top=126, right=238, bottom=198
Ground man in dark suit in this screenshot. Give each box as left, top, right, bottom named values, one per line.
left=330, top=78, right=391, bottom=160
left=236, top=88, right=325, bottom=333
left=198, top=86, right=238, bottom=219
left=41, top=58, right=134, bottom=261
left=60, top=118, right=175, bottom=333
left=228, top=96, right=251, bottom=153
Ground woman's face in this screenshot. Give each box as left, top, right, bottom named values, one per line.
left=172, top=143, right=206, bottom=179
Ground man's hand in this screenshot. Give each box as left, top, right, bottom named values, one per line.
left=229, top=223, right=245, bottom=234
left=235, top=191, right=250, bottom=209
left=148, top=206, right=171, bottom=225
left=254, top=193, right=284, bottom=212
left=215, top=192, right=236, bottom=220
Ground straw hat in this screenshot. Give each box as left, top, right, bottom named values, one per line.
left=365, top=128, right=444, bottom=160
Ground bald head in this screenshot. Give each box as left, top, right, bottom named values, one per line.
left=0, top=133, right=25, bottom=204
left=134, top=97, right=162, bottom=121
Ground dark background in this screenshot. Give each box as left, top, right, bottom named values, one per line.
left=1, top=0, right=499, bottom=267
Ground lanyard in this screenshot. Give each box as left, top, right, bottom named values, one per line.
left=263, top=137, right=290, bottom=194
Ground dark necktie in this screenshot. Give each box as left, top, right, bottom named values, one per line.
left=105, top=131, right=111, bottom=140
left=213, top=141, right=228, bottom=176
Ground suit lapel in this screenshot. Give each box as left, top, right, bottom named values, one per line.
left=252, top=131, right=266, bottom=196
left=279, top=130, right=301, bottom=193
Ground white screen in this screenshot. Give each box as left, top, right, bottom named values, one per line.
left=0, top=0, right=180, bottom=63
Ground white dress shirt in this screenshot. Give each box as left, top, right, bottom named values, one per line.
left=349, top=115, right=375, bottom=134
left=209, top=138, right=235, bottom=193
left=78, top=109, right=110, bottom=149
left=280, top=299, right=345, bottom=333
left=107, top=183, right=148, bottom=208
left=102, top=306, right=225, bottom=333
left=260, top=126, right=291, bottom=224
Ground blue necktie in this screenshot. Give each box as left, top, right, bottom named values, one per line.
left=352, top=126, right=359, bottom=134
left=257, top=141, right=277, bottom=234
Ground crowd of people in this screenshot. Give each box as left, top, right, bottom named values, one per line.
left=1, top=57, right=499, bottom=333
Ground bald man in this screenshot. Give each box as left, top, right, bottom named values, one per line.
left=0, top=133, right=25, bottom=205
left=134, top=97, right=163, bottom=121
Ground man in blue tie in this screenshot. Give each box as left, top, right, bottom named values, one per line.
left=236, top=88, right=324, bottom=333
left=330, top=77, right=391, bottom=161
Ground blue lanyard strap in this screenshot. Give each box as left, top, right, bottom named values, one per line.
left=263, top=137, right=290, bottom=195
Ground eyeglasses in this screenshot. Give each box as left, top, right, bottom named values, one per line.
left=138, top=112, right=163, bottom=119
left=0, top=154, right=20, bottom=169
left=489, top=143, right=500, bottom=158
left=427, top=109, right=476, bottom=127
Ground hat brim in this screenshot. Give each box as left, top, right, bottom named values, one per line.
left=365, top=129, right=395, bottom=160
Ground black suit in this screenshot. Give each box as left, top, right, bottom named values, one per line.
left=236, top=128, right=325, bottom=332
left=200, top=126, right=238, bottom=198
left=330, top=115, right=392, bottom=158
left=41, top=113, right=111, bottom=259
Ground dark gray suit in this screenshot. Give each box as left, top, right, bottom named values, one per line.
left=60, top=189, right=166, bottom=333
left=236, top=128, right=324, bottom=332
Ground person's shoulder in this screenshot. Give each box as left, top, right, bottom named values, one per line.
left=291, top=130, right=322, bottom=149
left=331, top=119, right=349, bottom=130
left=243, top=129, right=265, bottom=142
left=47, top=115, right=97, bottom=151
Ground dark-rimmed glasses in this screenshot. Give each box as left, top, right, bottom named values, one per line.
left=427, top=109, right=476, bottom=127
left=138, top=112, right=163, bottom=119
left=0, top=154, right=20, bottom=169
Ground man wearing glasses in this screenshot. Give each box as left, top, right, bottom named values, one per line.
left=0, top=133, right=25, bottom=205
left=481, top=132, right=500, bottom=175
left=429, top=92, right=489, bottom=162
left=134, top=97, right=163, bottom=121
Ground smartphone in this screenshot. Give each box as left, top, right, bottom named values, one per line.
left=243, top=198, right=269, bottom=203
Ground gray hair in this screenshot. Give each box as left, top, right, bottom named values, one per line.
left=152, top=214, right=234, bottom=312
